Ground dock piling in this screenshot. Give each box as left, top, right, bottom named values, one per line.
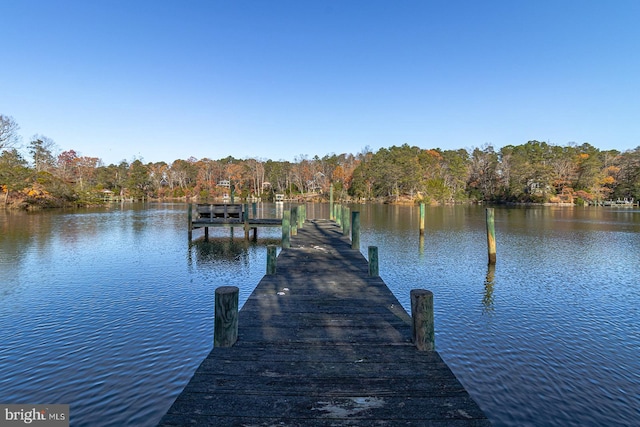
left=329, top=184, right=334, bottom=220
left=486, top=208, right=497, bottom=264
left=297, top=204, right=304, bottom=229
left=291, top=207, right=298, bottom=236
left=342, top=206, right=351, bottom=236
left=282, top=211, right=291, bottom=249
left=187, top=204, right=193, bottom=240
left=351, top=211, right=360, bottom=250
left=368, top=246, right=379, bottom=277
left=214, top=286, right=239, bottom=348
left=410, top=289, right=434, bottom=351
left=419, top=203, right=425, bottom=236
left=266, top=245, right=277, bottom=275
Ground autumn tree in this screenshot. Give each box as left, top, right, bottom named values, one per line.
left=0, top=149, right=30, bottom=205
left=0, top=115, right=21, bottom=151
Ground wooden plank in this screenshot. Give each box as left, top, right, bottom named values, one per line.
left=159, top=219, right=491, bottom=426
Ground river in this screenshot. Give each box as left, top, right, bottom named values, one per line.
left=0, top=203, right=638, bottom=426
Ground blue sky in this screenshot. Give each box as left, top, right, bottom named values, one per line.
left=1, top=0, right=639, bottom=165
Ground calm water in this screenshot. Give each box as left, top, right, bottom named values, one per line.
left=0, top=203, right=638, bottom=426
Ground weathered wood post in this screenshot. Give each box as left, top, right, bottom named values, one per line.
left=282, top=210, right=291, bottom=248
left=204, top=227, right=209, bottom=241
left=343, top=206, right=351, bottom=236
left=244, top=203, right=250, bottom=240
left=336, top=204, right=342, bottom=227
left=291, top=206, right=298, bottom=236
left=214, top=286, right=239, bottom=348
left=419, top=203, right=425, bottom=236
left=351, top=211, right=360, bottom=250
left=266, top=245, right=277, bottom=275
left=410, top=289, right=434, bottom=351
left=252, top=202, right=257, bottom=218
left=329, top=184, right=334, bottom=220
left=368, top=246, right=379, bottom=277
left=342, top=205, right=347, bottom=229
left=187, top=203, right=193, bottom=240
left=486, top=208, right=497, bottom=264
left=297, top=204, right=304, bottom=229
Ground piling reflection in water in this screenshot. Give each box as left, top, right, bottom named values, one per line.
left=482, top=264, right=495, bottom=314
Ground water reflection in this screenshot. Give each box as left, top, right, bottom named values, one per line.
left=188, top=237, right=282, bottom=267
left=483, top=264, right=495, bottom=315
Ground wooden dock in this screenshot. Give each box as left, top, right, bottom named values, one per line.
left=160, top=219, right=491, bottom=426
left=189, top=203, right=283, bottom=240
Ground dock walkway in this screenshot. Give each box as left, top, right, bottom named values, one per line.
left=159, top=219, right=490, bottom=426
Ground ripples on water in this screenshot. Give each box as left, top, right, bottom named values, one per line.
left=0, top=204, right=638, bottom=426
left=0, top=204, right=279, bottom=426
left=360, top=205, right=640, bottom=427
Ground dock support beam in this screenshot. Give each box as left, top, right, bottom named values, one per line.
left=419, top=203, right=425, bottom=236
left=411, top=289, right=434, bottom=351
left=267, top=245, right=277, bottom=275
left=351, top=211, right=360, bottom=250
left=368, top=246, right=379, bottom=277
left=214, top=286, right=239, bottom=348
left=486, top=208, right=497, bottom=265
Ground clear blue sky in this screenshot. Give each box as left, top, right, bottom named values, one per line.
left=1, top=0, right=639, bottom=165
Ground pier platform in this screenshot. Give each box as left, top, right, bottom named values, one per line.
left=159, top=219, right=490, bottom=426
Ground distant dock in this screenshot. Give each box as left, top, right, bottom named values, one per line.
left=162, top=217, right=490, bottom=426
left=188, top=203, right=282, bottom=240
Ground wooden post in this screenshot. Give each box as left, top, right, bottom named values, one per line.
left=343, top=206, right=350, bottom=236
left=351, top=211, right=360, bottom=250
left=329, top=184, right=334, bottom=220
left=297, top=204, right=304, bottom=229
left=282, top=210, right=291, bottom=248
left=368, top=246, right=379, bottom=277
left=187, top=203, right=193, bottom=240
left=411, top=289, right=434, bottom=351
left=252, top=202, right=257, bottom=218
left=336, top=204, right=342, bottom=227
left=342, top=205, right=348, bottom=230
left=299, top=204, right=305, bottom=228
left=486, top=208, right=497, bottom=264
left=291, top=206, right=298, bottom=236
left=266, top=245, right=277, bottom=275
left=204, top=227, right=209, bottom=241
left=419, top=203, right=425, bottom=236
left=214, top=286, right=239, bottom=347
left=243, top=204, right=250, bottom=240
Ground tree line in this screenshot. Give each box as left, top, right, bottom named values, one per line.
left=1, top=114, right=639, bottom=208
